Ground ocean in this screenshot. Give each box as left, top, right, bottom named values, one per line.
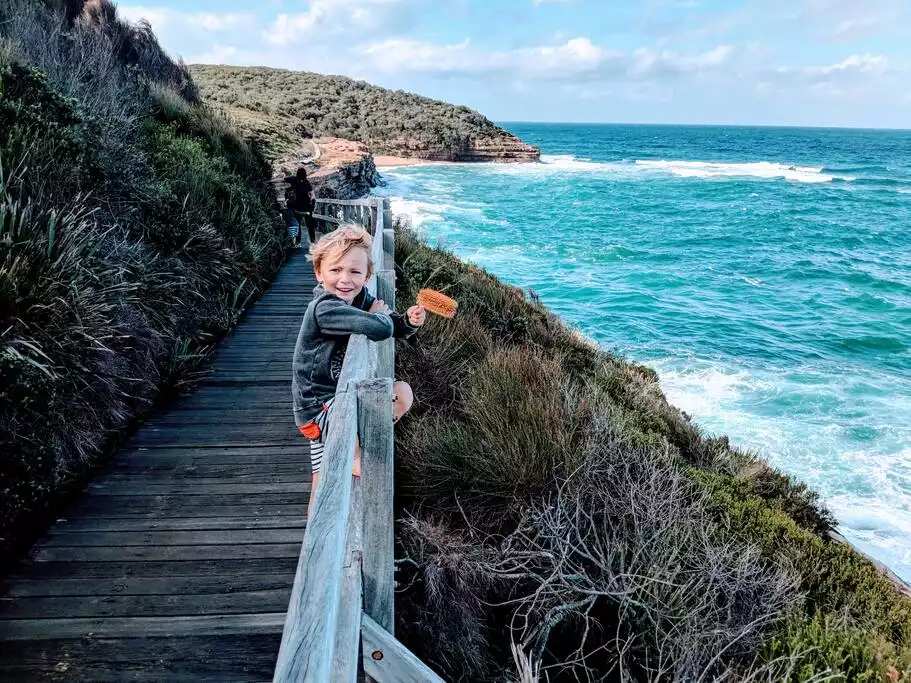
left=372, top=123, right=911, bottom=580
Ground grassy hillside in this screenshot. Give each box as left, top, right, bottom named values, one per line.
left=190, top=64, right=540, bottom=162
left=0, top=0, right=287, bottom=565
left=392, top=225, right=911, bottom=681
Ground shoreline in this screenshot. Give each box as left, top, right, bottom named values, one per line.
left=373, top=155, right=457, bottom=168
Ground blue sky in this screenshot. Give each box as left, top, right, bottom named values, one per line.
left=119, top=0, right=911, bottom=128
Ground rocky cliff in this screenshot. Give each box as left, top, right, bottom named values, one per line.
left=381, top=130, right=540, bottom=162
left=273, top=139, right=378, bottom=200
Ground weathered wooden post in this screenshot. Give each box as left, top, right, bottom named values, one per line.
left=272, top=383, right=360, bottom=682
left=357, top=378, right=395, bottom=636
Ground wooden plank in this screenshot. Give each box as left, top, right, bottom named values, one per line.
left=101, top=471, right=306, bottom=484
left=67, top=503, right=307, bottom=520
left=40, top=528, right=304, bottom=547
left=126, top=439, right=301, bottom=449
left=314, top=198, right=375, bottom=207
left=358, top=379, right=395, bottom=634
left=0, top=589, right=293, bottom=619
left=47, top=516, right=305, bottom=534
left=31, top=543, right=302, bottom=563
left=154, top=414, right=294, bottom=427
left=118, top=446, right=306, bottom=459
left=111, top=458, right=309, bottom=471
left=130, top=425, right=297, bottom=435
left=273, top=385, right=359, bottom=683
left=86, top=482, right=308, bottom=496
left=0, top=634, right=280, bottom=682
left=7, top=558, right=300, bottom=581
left=361, top=614, right=445, bottom=683
left=312, top=213, right=342, bottom=225
left=2, top=573, right=294, bottom=598
left=70, top=493, right=307, bottom=512
left=0, top=613, right=286, bottom=641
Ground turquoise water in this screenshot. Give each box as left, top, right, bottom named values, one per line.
left=372, top=124, right=911, bottom=580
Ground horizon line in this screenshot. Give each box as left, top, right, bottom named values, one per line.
left=496, top=120, right=911, bottom=132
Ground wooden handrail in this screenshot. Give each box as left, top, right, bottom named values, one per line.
left=274, top=198, right=441, bottom=682
left=314, top=197, right=377, bottom=207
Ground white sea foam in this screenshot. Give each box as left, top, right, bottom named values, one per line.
left=634, top=159, right=846, bottom=183
left=652, top=358, right=911, bottom=579
left=474, top=154, right=853, bottom=184
left=539, top=154, right=615, bottom=171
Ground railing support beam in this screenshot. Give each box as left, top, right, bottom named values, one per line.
left=273, top=384, right=359, bottom=683
left=358, top=379, right=395, bottom=639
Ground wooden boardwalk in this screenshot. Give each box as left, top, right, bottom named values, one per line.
left=0, top=251, right=317, bottom=681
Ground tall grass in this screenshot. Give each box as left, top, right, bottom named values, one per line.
left=0, top=1, right=286, bottom=565
left=392, top=224, right=911, bottom=681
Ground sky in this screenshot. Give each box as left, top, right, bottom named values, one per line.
left=118, top=0, right=911, bottom=129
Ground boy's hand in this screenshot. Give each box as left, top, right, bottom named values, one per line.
left=407, top=305, right=426, bottom=327
left=369, top=299, right=391, bottom=314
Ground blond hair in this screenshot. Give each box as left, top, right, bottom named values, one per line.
left=308, top=224, right=375, bottom=279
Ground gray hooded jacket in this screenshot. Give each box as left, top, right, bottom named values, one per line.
left=292, top=285, right=417, bottom=425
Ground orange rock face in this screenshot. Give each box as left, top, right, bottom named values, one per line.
left=379, top=131, right=540, bottom=163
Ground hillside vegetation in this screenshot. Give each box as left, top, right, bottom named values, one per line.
left=392, top=225, right=911, bottom=681
left=0, top=0, right=286, bottom=564
left=190, top=64, right=540, bottom=162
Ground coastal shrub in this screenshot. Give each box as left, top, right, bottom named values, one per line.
left=190, top=64, right=536, bottom=160
left=0, top=0, right=285, bottom=566
left=694, top=470, right=911, bottom=644
left=392, top=223, right=911, bottom=680
left=396, top=408, right=802, bottom=681
left=761, top=613, right=909, bottom=682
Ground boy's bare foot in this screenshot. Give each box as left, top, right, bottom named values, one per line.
left=352, top=454, right=361, bottom=478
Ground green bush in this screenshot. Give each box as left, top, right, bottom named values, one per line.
left=762, top=613, right=908, bottom=682
left=694, top=470, right=911, bottom=644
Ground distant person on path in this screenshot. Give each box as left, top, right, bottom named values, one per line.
left=283, top=167, right=317, bottom=246
left=292, top=225, right=425, bottom=515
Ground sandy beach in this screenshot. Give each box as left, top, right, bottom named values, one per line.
left=373, top=155, right=455, bottom=167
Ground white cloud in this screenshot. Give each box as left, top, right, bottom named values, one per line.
left=788, top=0, right=910, bottom=40
left=758, top=53, right=907, bottom=105
left=193, top=44, right=240, bottom=65
left=776, top=54, right=891, bottom=81
left=360, top=36, right=735, bottom=83
left=119, top=6, right=252, bottom=33
left=264, top=0, right=419, bottom=46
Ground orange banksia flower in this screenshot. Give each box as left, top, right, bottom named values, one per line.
left=416, top=288, right=458, bottom=319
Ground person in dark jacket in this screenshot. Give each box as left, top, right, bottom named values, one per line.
left=292, top=225, right=425, bottom=512
left=283, top=167, right=317, bottom=246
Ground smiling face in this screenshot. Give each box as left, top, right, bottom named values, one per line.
left=316, top=246, right=369, bottom=303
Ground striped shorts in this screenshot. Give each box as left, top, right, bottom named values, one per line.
left=299, top=399, right=335, bottom=474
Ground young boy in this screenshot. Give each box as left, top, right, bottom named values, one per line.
left=292, top=225, right=425, bottom=510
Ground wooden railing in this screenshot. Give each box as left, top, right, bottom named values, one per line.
left=274, top=197, right=443, bottom=682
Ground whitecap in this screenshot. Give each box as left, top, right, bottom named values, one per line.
left=539, top=154, right=615, bottom=171
left=634, top=159, right=850, bottom=184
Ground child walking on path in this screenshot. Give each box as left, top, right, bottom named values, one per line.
left=291, top=225, right=425, bottom=513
